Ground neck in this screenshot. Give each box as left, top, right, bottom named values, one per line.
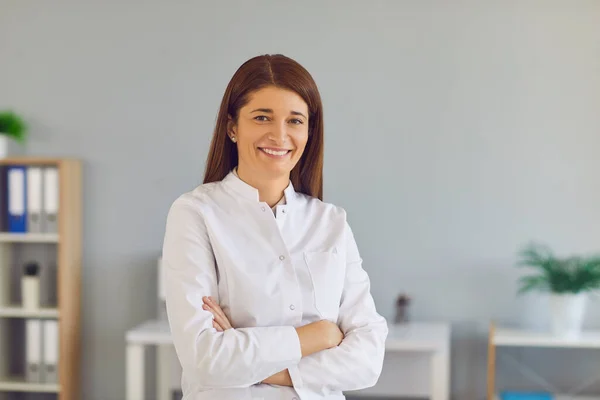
left=237, top=165, right=289, bottom=207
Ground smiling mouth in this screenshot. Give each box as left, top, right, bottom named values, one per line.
left=258, top=147, right=292, bottom=157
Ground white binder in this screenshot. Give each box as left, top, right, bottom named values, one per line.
left=42, top=167, right=59, bottom=233
left=26, top=167, right=43, bottom=233
left=26, top=319, right=42, bottom=382
left=42, top=319, right=59, bottom=383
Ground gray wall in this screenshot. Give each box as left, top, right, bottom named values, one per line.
left=2, top=1, right=600, bottom=399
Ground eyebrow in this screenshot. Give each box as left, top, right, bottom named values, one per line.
left=250, top=108, right=307, bottom=119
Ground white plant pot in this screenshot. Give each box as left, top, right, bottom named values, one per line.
left=550, top=292, right=587, bottom=338
left=22, top=276, right=40, bottom=310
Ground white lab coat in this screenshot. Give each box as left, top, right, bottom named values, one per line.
left=162, top=170, right=388, bottom=400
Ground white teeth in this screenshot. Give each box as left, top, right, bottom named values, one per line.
left=261, top=148, right=289, bottom=156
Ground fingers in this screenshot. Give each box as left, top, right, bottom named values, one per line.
left=213, top=305, right=232, bottom=330
left=211, top=307, right=232, bottom=330
left=204, top=302, right=227, bottom=330
left=202, top=296, right=233, bottom=330
left=204, top=296, right=228, bottom=321
left=212, top=320, right=223, bottom=332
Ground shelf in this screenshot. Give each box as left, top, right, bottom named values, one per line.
left=0, top=305, right=59, bottom=318
left=496, top=395, right=600, bottom=400
left=555, top=397, right=600, bottom=400
left=0, top=233, right=59, bottom=243
left=0, top=157, right=67, bottom=166
left=0, top=376, right=60, bottom=392
left=0, top=158, right=81, bottom=400
left=493, top=327, right=600, bottom=348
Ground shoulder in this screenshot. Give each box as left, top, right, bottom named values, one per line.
left=295, top=192, right=348, bottom=223
left=166, top=181, right=222, bottom=218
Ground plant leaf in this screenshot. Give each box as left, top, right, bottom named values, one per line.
left=518, top=274, right=549, bottom=294
left=515, top=243, right=600, bottom=293
left=0, top=111, right=27, bottom=143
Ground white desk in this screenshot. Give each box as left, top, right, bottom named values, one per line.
left=349, top=322, right=450, bottom=400
left=125, top=320, right=451, bottom=400
left=488, top=322, right=600, bottom=400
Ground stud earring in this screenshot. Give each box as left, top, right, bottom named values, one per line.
left=230, top=135, right=237, bottom=143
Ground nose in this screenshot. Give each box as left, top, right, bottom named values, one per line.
left=269, top=121, right=288, bottom=144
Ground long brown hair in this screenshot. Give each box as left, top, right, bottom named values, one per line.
left=203, top=54, right=324, bottom=200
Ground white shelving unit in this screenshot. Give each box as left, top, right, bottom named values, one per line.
left=494, top=327, right=600, bottom=348
left=488, top=322, right=600, bottom=400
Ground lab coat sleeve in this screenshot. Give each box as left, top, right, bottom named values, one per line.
left=162, top=196, right=303, bottom=389
left=288, top=220, right=388, bottom=396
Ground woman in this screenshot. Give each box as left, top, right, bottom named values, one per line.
left=162, top=54, right=388, bottom=400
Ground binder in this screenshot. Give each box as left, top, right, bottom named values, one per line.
left=42, top=167, right=59, bottom=233
left=7, top=166, right=27, bottom=233
left=26, top=167, right=43, bottom=233
left=25, top=319, right=42, bottom=382
left=39, top=261, right=57, bottom=308
left=42, top=320, right=59, bottom=383
left=0, top=165, right=8, bottom=231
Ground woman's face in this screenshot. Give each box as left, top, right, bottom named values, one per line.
left=229, top=86, right=309, bottom=179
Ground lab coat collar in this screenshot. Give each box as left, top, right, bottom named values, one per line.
left=222, top=169, right=297, bottom=206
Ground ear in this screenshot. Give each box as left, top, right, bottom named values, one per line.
left=227, top=115, right=236, bottom=136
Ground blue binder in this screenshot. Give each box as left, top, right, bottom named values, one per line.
left=7, top=165, right=27, bottom=233
left=499, top=392, right=554, bottom=400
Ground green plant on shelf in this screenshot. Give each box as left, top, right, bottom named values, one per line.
left=516, top=242, right=600, bottom=294
left=0, top=110, right=27, bottom=144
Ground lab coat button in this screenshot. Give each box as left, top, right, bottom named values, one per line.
left=261, top=206, right=266, bottom=211
left=279, top=255, right=285, bottom=261
left=289, top=304, right=295, bottom=310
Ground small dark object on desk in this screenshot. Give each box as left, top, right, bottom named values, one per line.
left=395, top=294, right=411, bottom=324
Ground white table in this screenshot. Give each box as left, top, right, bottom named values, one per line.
left=488, top=322, right=600, bottom=400
left=349, top=322, right=450, bottom=400
left=126, top=319, right=174, bottom=400
left=125, top=320, right=451, bottom=400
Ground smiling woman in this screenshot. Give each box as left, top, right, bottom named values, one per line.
left=228, top=86, right=310, bottom=190
left=204, top=54, right=324, bottom=203
left=162, top=54, right=388, bottom=400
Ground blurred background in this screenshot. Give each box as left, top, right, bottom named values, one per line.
left=1, top=1, right=600, bottom=400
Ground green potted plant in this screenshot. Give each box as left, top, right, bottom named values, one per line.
left=0, top=110, right=27, bottom=158
left=516, top=242, right=600, bottom=338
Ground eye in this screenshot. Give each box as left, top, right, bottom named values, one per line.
left=254, top=115, right=270, bottom=122
left=289, top=118, right=304, bottom=125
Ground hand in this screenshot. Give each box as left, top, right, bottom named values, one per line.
left=202, top=296, right=233, bottom=331
left=295, top=320, right=344, bottom=357
left=319, top=320, right=344, bottom=348
left=261, top=369, right=292, bottom=387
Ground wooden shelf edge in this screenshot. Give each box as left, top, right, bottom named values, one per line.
left=0, top=157, right=78, bottom=166
left=496, top=393, right=600, bottom=400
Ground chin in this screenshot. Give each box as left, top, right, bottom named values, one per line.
left=259, top=163, right=293, bottom=178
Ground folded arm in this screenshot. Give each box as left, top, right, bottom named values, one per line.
left=163, top=197, right=303, bottom=389
left=288, top=220, right=389, bottom=396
